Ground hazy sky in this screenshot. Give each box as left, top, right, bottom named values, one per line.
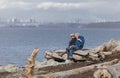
left=0, top=0, right=120, bottom=23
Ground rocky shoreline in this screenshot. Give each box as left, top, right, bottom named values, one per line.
left=1, top=39, right=120, bottom=78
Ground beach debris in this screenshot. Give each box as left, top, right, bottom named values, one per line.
left=45, top=49, right=105, bottom=62
left=94, top=60, right=120, bottom=78
left=94, top=69, right=112, bottom=78
left=107, top=61, right=120, bottom=78
left=26, top=48, right=39, bottom=78
left=36, top=59, right=118, bottom=78
left=1, top=40, right=120, bottom=78
left=95, top=39, right=119, bottom=52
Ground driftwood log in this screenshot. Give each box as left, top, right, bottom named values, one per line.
left=94, top=69, right=112, bottom=78
left=36, top=59, right=119, bottom=78
left=26, top=48, right=39, bottom=78
left=45, top=49, right=106, bottom=62
left=94, top=61, right=120, bottom=78
left=45, top=40, right=120, bottom=62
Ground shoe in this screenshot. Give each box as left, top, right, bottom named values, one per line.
left=65, top=59, right=73, bottom=63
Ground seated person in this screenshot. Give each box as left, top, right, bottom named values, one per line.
left=66, top=33, right=85, bottom=60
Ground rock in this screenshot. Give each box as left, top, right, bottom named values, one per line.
left=103, top=52, right=113, bottom=55
left=95, top=44, right=106, bottom=52
left=4, top=64, right=20, bottom=73
left=73, top=55, right=86, bottom=61
left=4, top=64, right=15, bottom=72
left=74, top=50, right=89, bottom=56
left=94, top=69, right=112, bottom=78
left=105, top=39, right=118, bottom=51
left=46, top=59, right=60, bottom=65
left=95, top=39, right=118, bottom=52
left=65, top=60, right=74, bottom=63
left=45, top=50, right=65, bottom=61
left=35, top=61, right=42, bottom=68
left=0, top=66, right=6, bottom=73
left=62, top=54, right=67, bottom=60
left=54, top=50, right=66, bottom=53
left=42, top=59, right=61, bottom=66
left=88, top=51, right=105, bottom=61
left=112, top=45, right=120, bottom=53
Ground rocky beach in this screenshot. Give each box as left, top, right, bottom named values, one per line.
left=0, top=39, right=120, bottom=78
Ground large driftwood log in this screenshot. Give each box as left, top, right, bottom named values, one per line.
left=94, top=61, right=120, bottom=78
left=95, top=40, right=119, bottom=52
left=107, top=62, right=120, bottom=78
left=26, top=48, right=39, bottom=78
left=36, top=59, right=119, bottom=78
left=94, top=69, right=112, bottom=78
left=45, top=49, right=98, bottom=62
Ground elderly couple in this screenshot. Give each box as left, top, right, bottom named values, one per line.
left=66, top=33, right=85, bottom=60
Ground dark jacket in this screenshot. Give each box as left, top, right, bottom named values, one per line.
left=75, top=35, right=85, bottom=49
left=69, top=38, right=76, bottom=46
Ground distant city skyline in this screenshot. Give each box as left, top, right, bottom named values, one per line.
left=0, top=0, right=120, bottom=23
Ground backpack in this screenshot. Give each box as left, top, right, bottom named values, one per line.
left=76, top=36, right=85, bottom=49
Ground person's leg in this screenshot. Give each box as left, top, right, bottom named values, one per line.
left=66, top=47, right=70, bottom=59
left=69, top=45, right=77, bottom=59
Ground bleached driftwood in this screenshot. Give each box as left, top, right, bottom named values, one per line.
left=26, top=48, right=39, bottom=78
left=94, top=69, right=112, bottom=78
left=44, top=40, right=120, bottom=62
left=107, top=62, right=120, bottom=78
left=94, top=61, right=120, bottom=78
left=36, top=59, right=119, bottom=78
left=45, top=49, right=105, bottom=62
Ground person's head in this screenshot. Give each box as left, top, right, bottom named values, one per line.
left=70, top=33, right=75, bottom=38
left=75, top=33, right=80, bottom=38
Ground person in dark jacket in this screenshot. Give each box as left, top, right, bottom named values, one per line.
left=66, top=33, right=85, bottom=60
left=66, top=34, right=76, bottom=59
left=69, top=34, right=76, bottom=46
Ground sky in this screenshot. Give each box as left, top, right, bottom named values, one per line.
left=0, top=0, right=120, bottom=23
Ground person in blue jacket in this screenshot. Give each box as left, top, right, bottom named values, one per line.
left=67, top=33, right=85, bottom=60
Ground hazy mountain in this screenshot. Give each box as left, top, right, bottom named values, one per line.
left=83, top=21, right=120, bottom=28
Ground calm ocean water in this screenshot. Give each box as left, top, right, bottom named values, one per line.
left=0, top=27, right=120, bottom=66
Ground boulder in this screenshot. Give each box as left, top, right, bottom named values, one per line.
left=4, top=64, right=19, bottom=73
left=73, top=54, right=86, bottom=61
left=74, top=50, right=89, bottom=56
left=103, top=52, right=113, bottom=55
left=45, top=50, right=66, bottom=61
left=0, top=66, right=6, bottom=73
left=95, top=40, right=119, bottom=52
left=62, top=54, right=68, bottom=60
left=112, top=45, right=120, bottom=53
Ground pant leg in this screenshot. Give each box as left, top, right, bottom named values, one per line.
left=66, top=47, right=70, bottom=59
left=69, top=45, right=77, bottom=58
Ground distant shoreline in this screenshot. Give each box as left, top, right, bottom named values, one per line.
left=0, top=21, right=120, bottom=29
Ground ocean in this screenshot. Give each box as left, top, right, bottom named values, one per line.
left=0, top=27, right=120, bottom=66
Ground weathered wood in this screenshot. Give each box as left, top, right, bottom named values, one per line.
left=36, top=59, right=119, bottom=78
left=74, top=50, right=89, bottom=56
left=107, top=62, right=120, bottom=78
left=95, top=40, right=119, bottom=52
left=94, top=69, right=112, bottom=78
left=26, top=48, right=39, bottom=78
left=94, top=61, right=120, bottom=78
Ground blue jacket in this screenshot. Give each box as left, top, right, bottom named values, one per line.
left=75, top=35, right=85, bottom=49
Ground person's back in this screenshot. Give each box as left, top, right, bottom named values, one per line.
left=76, top=35, right=85, bottom=49
left=75, top=33, right=85, bottom=49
